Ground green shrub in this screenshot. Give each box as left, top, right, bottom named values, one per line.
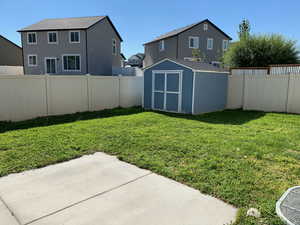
left=223, top=34, right=299, bottom=67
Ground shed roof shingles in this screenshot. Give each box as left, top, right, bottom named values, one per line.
left=18, top=16, right=105, bottom=31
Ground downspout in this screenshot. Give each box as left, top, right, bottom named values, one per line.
left=176, top=36, right=179, bottom=59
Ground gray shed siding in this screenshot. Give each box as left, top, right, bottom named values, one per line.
left=144, top=60, right=193, bottom=114
left=0, top=36, right=23, bottom=66
left=193, top=72, right=228, bottom=114
left=22, top=30, right=87, bottom=75
left=144, top=22, right=230, bottom=67
left=87, top=17, right=121, bottom=75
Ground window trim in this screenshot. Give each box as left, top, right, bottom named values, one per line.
left=47, top=31, right=58, bottom=44
left=159, top=40, right=165, bottom=52
left=62, top=54, right=81, bottom=72
left=112, top=38, right=117, bottom=56
left=28, top=54, right=38, bottom=67
left=27, top=32, right=37, bottom=45
left=69, top=31, right=80, bottom=44
left=189, top=36, right=199, bottom=49
left=204, top=23, right=208, bottom=31
left=207, top=38, right=214, bottom=50
left=223, top=39, right=229, bottom=51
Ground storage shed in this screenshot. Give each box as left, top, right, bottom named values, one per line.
left=143, top=58, right=229, bottom=114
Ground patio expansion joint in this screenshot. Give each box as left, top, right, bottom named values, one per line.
left=0, top=194, right=23, bottom=225
left=24, top=171, right=153, bottom=225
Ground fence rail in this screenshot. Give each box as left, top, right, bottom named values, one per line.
left=0, top=75, right=143, bottom=122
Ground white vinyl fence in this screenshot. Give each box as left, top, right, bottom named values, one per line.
left=0, top=66, right=23, bottom=75
left=227, top=68, right=300, bottom=114
left=0, top=75, right=143, bottom=121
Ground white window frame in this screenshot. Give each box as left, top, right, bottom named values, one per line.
left=159, top=40, right=165, bottom=52
left=207, top=38, right=213, bottom=50
left=151, top=70, right=183, bottom=113
left=27, top=32, right=37, bottom=45
left=112, top=38, right=117, bottom=55
left=223, top=39, right=229, bottom=51
left=44, top=57, right=57, bottom=74
left=47, top=31, right=58, bottom=44
left=69, top=31, right=80, bottom=44
left=204, top=23, right=208, bottom=31
left=189, top=36, right=199, bottom=49
left=62, top=54, right=81, bottom=72
left=28, top=54, right=38, bottom=67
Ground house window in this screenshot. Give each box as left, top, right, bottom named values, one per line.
left=189, top=37, right=199, bottom=49
left=63, top=55, right=81, bottom=71
left=27, top=32, right=37, bottom=44
left=204, top=23, right=208, bottom=31
left=112, top=39, right=117, bottom=55
left=207, top=38, right=213, bottom=50
left=69, top=31, right=80, bottom=43
left=28, top=55, right=37, bottom=66
left=48, top=32, right=58, bottom=44
left=159, top=40, right=165, bottom=51
left=223, top=40, right=229, bottom=51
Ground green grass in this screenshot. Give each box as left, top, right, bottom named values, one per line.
left=1, top=107, right=300, bottom=225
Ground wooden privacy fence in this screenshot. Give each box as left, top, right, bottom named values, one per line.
left=0, top=75, right=143, bottom=122
left=227, top=68, right=300, bottom=114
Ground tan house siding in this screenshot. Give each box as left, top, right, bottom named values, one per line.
left=0, top=36, right=23, bottom=66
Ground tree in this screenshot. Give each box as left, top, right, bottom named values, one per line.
left=223, top=34, right=299, bottom=67
left=238, top=19, right=251, bottom=40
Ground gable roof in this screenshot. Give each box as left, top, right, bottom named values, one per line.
left=18, top=16, right=123, bottom=41
left=0, top=35, right=21, bottom=49
left=144, top=19, right=232, bottom=45
left=144, top=58, right=228, bottom=73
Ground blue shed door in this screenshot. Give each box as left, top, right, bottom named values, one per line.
left=152, top=71, right=182, bottom=112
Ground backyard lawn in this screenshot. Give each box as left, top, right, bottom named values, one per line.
left=1, top=107, right=300, bottom=225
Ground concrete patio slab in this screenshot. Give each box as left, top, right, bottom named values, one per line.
left=0, top=153, right=149, bottom=225
left=30, top=173, right=237, bottom=225
left=0, top=152, right=237, bottom=225
left=0, top=199, right=19, bottom=225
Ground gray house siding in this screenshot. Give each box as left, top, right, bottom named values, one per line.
left=193, top=72, right=228, bottom=114
left=144, top=60, right=193, bottom=114
left=22, top=30, right=87, bottom=75
left=87, top=17, right=121, bottom=75
left=144, top=36, right=177, bottom=67
left=144, top=21, right=230, bottom=67
left=0, top=36, right=23, bottom=66
left=177, top=23, right=229, bottom=63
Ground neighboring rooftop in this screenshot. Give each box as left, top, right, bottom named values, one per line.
left=19, top=16, right=105, bottom=31
left=0, top=35, right=21, bottom=49
left=18, top=16, right=123, bottom=41
left=144, top=19, right=232, bottom=45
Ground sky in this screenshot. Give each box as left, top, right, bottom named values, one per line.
left=1, top=0, right=300, bottom=58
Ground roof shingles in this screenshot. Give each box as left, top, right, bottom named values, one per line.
left=18, top=16, right=105, bottom=31
left=144, top=19, right=232, bottom=45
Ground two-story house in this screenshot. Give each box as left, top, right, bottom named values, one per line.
left=0, top=35, right=23, bottom=66
left=143, top=19, right=232, bottom=68
left=18, top=16, right=123, bottom=75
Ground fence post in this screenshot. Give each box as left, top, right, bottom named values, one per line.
left=285, top=73, right=291, bottom=113
left=86, top=74, right=91, bottom=111
left=118, top=75, right=121, bottom=107
left=45, top=74, right=50, bottom=116
left=242, top=71, right=246, bottom=109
